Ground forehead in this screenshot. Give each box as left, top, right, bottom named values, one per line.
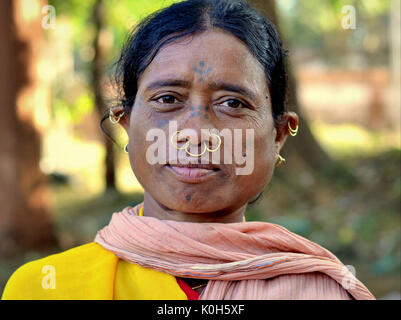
left=138, top=29, right=268, bottom=95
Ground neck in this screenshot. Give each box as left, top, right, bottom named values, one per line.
left=142, top=192, right=246, bottom=223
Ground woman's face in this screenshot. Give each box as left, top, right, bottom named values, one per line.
left=123, top=29, right=292, bottom=214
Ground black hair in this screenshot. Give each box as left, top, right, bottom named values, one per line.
left=100, top=0, right=288, bottom=136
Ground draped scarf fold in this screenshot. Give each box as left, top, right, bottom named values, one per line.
left=94, top=202, right=375, bottom=300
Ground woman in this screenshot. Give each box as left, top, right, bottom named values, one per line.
left=2, top=0, right=375, bottom=300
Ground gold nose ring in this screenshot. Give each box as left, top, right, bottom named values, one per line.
left=171, top=131, right=190, bottom=150
left=171, top=131, right=221, bottom=157
left=185, top=143, right=208, bottom=157
left=205, top=133, right=221, bottom=152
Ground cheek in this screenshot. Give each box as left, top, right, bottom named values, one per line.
left=127, top=109, right=154, bottom=181
left=229, top=127, right=276, bottom=203
left=258, top=138, right=275, bottom=177
left=252, top=112, right=276, bottom=156
left=250, top=127, right=276, bottom=186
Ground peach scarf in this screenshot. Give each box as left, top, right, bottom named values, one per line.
left=94, top=202, right=375, bottom=300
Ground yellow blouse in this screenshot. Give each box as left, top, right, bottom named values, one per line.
left=1, top=241, right=187, bottom=300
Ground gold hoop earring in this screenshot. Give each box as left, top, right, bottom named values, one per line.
left=288, top=122, right=298, bottom=137
left=109, top=108, right=125, bottom=124
left=276, top=154, right=286, bottom=167
left=205, top=133, right=221, bottom=152
left=171, top=131, right=190, bottom=150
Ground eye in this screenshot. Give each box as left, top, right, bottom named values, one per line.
left=155, top=94, right=178, bottom=104
left=220, top=99, right=249, bottom=109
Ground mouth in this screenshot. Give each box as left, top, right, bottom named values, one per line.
left=165, top=162, right=221, bottom=183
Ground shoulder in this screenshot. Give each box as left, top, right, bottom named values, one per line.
left=115, top=259, right=188, bottom=300
left=266, top=272, right=354, bottom=300
left=2, top=242, right=118, bottom=300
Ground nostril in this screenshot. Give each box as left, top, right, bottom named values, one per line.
left=177, top=136, right=188, bottom=143
left=176, top=131, right=190, bottom=143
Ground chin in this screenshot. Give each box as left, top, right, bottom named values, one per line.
left=170, top=196, right=221, bottom=213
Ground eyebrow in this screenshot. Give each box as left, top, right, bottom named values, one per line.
left=145, top=79, right=191, bottom=91
left=208, top=80, right=258, bottom=101
left=144, top=78, right=258, bottom=101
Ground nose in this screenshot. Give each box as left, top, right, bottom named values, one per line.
left=176, top=128, right=219, bottom=148
left=174, top=104, right=219, bottom=153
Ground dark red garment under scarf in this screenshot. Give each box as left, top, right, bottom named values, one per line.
left=176, top=278, right=201, bottom=300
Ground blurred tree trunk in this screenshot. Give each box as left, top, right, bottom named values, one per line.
left=390, top=0, right=400, bottom=130
left=0, top=0, right=57, bottom=257
left=92, top=0, right=116, bottom=190
left=249, top=0, right=333, bottom=171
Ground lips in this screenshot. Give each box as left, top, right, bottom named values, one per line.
left=165, top=162, right=221, bottom=183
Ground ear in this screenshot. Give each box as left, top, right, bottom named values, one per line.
left=110, top=106, right=130, bottom=132
left=274, top=111, right=299, bottom=154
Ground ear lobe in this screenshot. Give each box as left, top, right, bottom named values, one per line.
left=119, top=113, right=130, bottom=131
left=275, top=131, right=288, bottom=155
left=274, top=141, right=281, bottom=155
